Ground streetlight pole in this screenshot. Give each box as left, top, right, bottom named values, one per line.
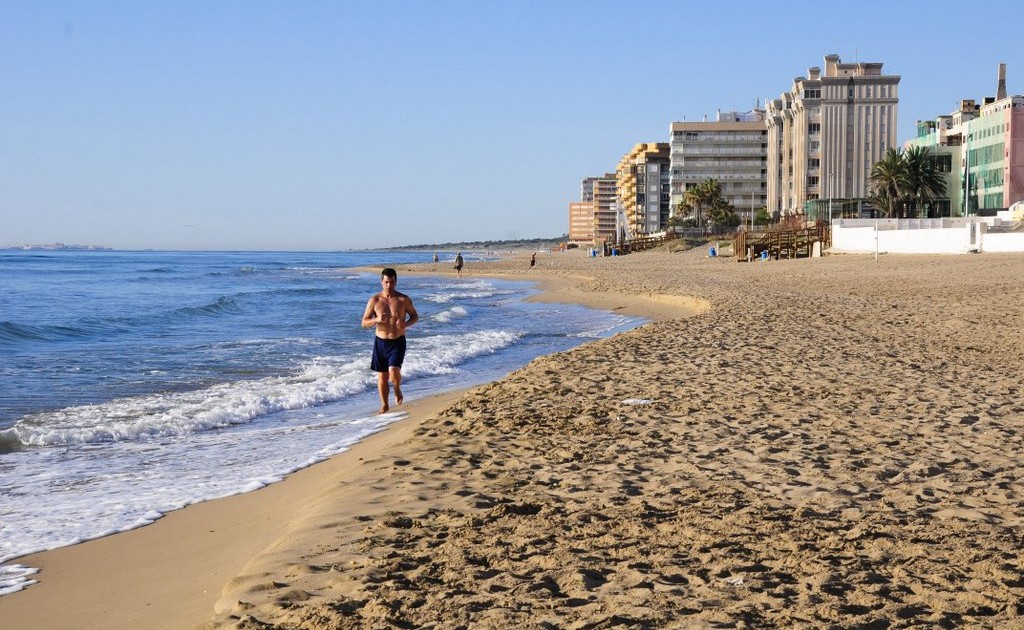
left=750, top=188, right=755, bottom=231
left=828, top=170, right=834, bottom=224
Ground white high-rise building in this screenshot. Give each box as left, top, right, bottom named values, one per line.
left=766, top=54, right=900, bottom=218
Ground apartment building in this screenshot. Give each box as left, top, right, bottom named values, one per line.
left=766, top=54, right=900, bottom=218
left=571, top=173, right=618, bottom=244
left=591, top=174, right=618, bottom=242
left=568, top=201, right=596, bottom=243
left=616, top=143, right=670, bottom=237
left=669, top=109, right=768, bottom=225
left=906, top=64, right=1024, bottom=215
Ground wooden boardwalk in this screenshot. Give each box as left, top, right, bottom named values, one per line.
left=603, top=233, right=678, bottom=255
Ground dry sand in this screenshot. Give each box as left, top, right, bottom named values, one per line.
left=3, top=246, right=1024, bottom=628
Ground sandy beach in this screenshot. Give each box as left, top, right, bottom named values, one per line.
left=3, top=246, right=1024, bottom=628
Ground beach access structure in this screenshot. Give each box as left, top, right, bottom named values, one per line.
left=601, top=231, right=680, bottom=255
left=734, top=223, right=831, bottom=261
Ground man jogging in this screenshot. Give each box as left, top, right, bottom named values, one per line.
left=361, top=268, right=419, bottom=414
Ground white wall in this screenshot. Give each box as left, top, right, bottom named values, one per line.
left=831, top=219, right=1024, bottom=254
left=982, top=231, right=1024, bottom=252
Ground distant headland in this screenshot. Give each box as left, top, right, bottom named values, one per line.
left=4, top=243, right=113, bottom=251
left=380, top=235, right=568, bottom=251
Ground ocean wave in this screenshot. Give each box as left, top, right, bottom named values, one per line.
left=253, top=287, right=334, bottom=298
left=0, top=431, right=23, bottom=454
left=0, top=295, right=246, bottom=347
left=204, top=266, right=261, bottom=278
left=5, top=330, right=520, bottom=448
left=0, top=321, right=56, bottom=342
left=5, top=358, right=372, bottom=447
left=403, top=329, right=519, bottom=375
left=431, top=306, right=469, bottom=323
left=172, top=296, right=244, bottom=318
left=423, top=280, right=520, bottom=304
left=0, top=320, right=126, bottom=344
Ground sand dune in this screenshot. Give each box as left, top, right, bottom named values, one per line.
left=203, top=248, right=1024, bottom=628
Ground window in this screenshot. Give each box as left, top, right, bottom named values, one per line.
left=809, top=123, right=821, bottom=134
left=808, top=158, right=820, bottom=168
left=808, top=176, right=819, bottom=187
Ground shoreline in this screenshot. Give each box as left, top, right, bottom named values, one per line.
left=0, top=257, right=679, bottom=630
left=0, top=390, right=471, bottom=630
left=4, top=247, right=1024, bottom=628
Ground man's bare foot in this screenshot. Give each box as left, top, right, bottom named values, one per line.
left=377, top=404, right=389, bottom=415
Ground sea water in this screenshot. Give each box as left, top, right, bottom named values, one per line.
left=0, top=250, right=642, bottom=595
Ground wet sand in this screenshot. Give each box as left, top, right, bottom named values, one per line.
left=3, top=246, right=1024, bottom=628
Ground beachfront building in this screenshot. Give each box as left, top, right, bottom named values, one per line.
left=766, top=54, right=900, bottom=220
left=568, top=201, right=596, bottom=244
left=571, top=174, right=618, bottom=245
left=616, top=143, right=671, bottom=238
left=905, top=64, right=1024, bottom=215
left=669, top=109, right=768, bottom=226
left=591, top=173, right=618, bottom=243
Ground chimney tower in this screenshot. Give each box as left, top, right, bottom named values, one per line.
left=997, top=63, right=1007, bottom=101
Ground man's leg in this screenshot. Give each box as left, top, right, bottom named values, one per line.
left=389, top=366, right=403, bottom=405
left=376, top=371, right=390, bottom=414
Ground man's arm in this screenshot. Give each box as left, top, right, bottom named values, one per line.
left=361, top=297, right=380, bottom=328
left=403, top=297, right=419, bottom=328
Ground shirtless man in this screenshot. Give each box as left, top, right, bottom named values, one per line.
left=361, top=268, right=419, bottom=414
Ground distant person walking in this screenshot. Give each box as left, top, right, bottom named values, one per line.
left=453, top=252, right=464, bottom=277
left=530, top=252, right=536, bottom=269
left=432, top=252, right=439, bottom=263
left=361, top=268, right=419, bottom=415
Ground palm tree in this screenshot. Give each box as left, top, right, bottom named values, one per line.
left=706, top=196, right=738, bottom=233
left=680, top=181, right=705, bottom=226
left=869, top=148, right=909, bottom=218
left=683, top=179, right=726, bottom=231
left=903, top=146, right=947, bottom=218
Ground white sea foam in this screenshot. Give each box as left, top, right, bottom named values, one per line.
left=431, top=305, right=469, bottom=323
left=3, top=330, right=519, bottom=449
left=3, top=358, right=370, bottom=447
left=570, top=315, right=639, bottom=338
left=0, top=407, right=405, bottom=593
left=423, top=279, right=517, bottom=304
left=0, top=565, right=37, bottom=597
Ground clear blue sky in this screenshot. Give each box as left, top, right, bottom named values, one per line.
left=3, top=0, right=1021, bottom=250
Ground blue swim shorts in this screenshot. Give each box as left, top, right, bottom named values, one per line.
left=370, top=335, right=406, bottom=372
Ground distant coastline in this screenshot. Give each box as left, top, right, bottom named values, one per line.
left=378, top=234, right=567, bottom=252
left=5, top=243, right=113, bottom=252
